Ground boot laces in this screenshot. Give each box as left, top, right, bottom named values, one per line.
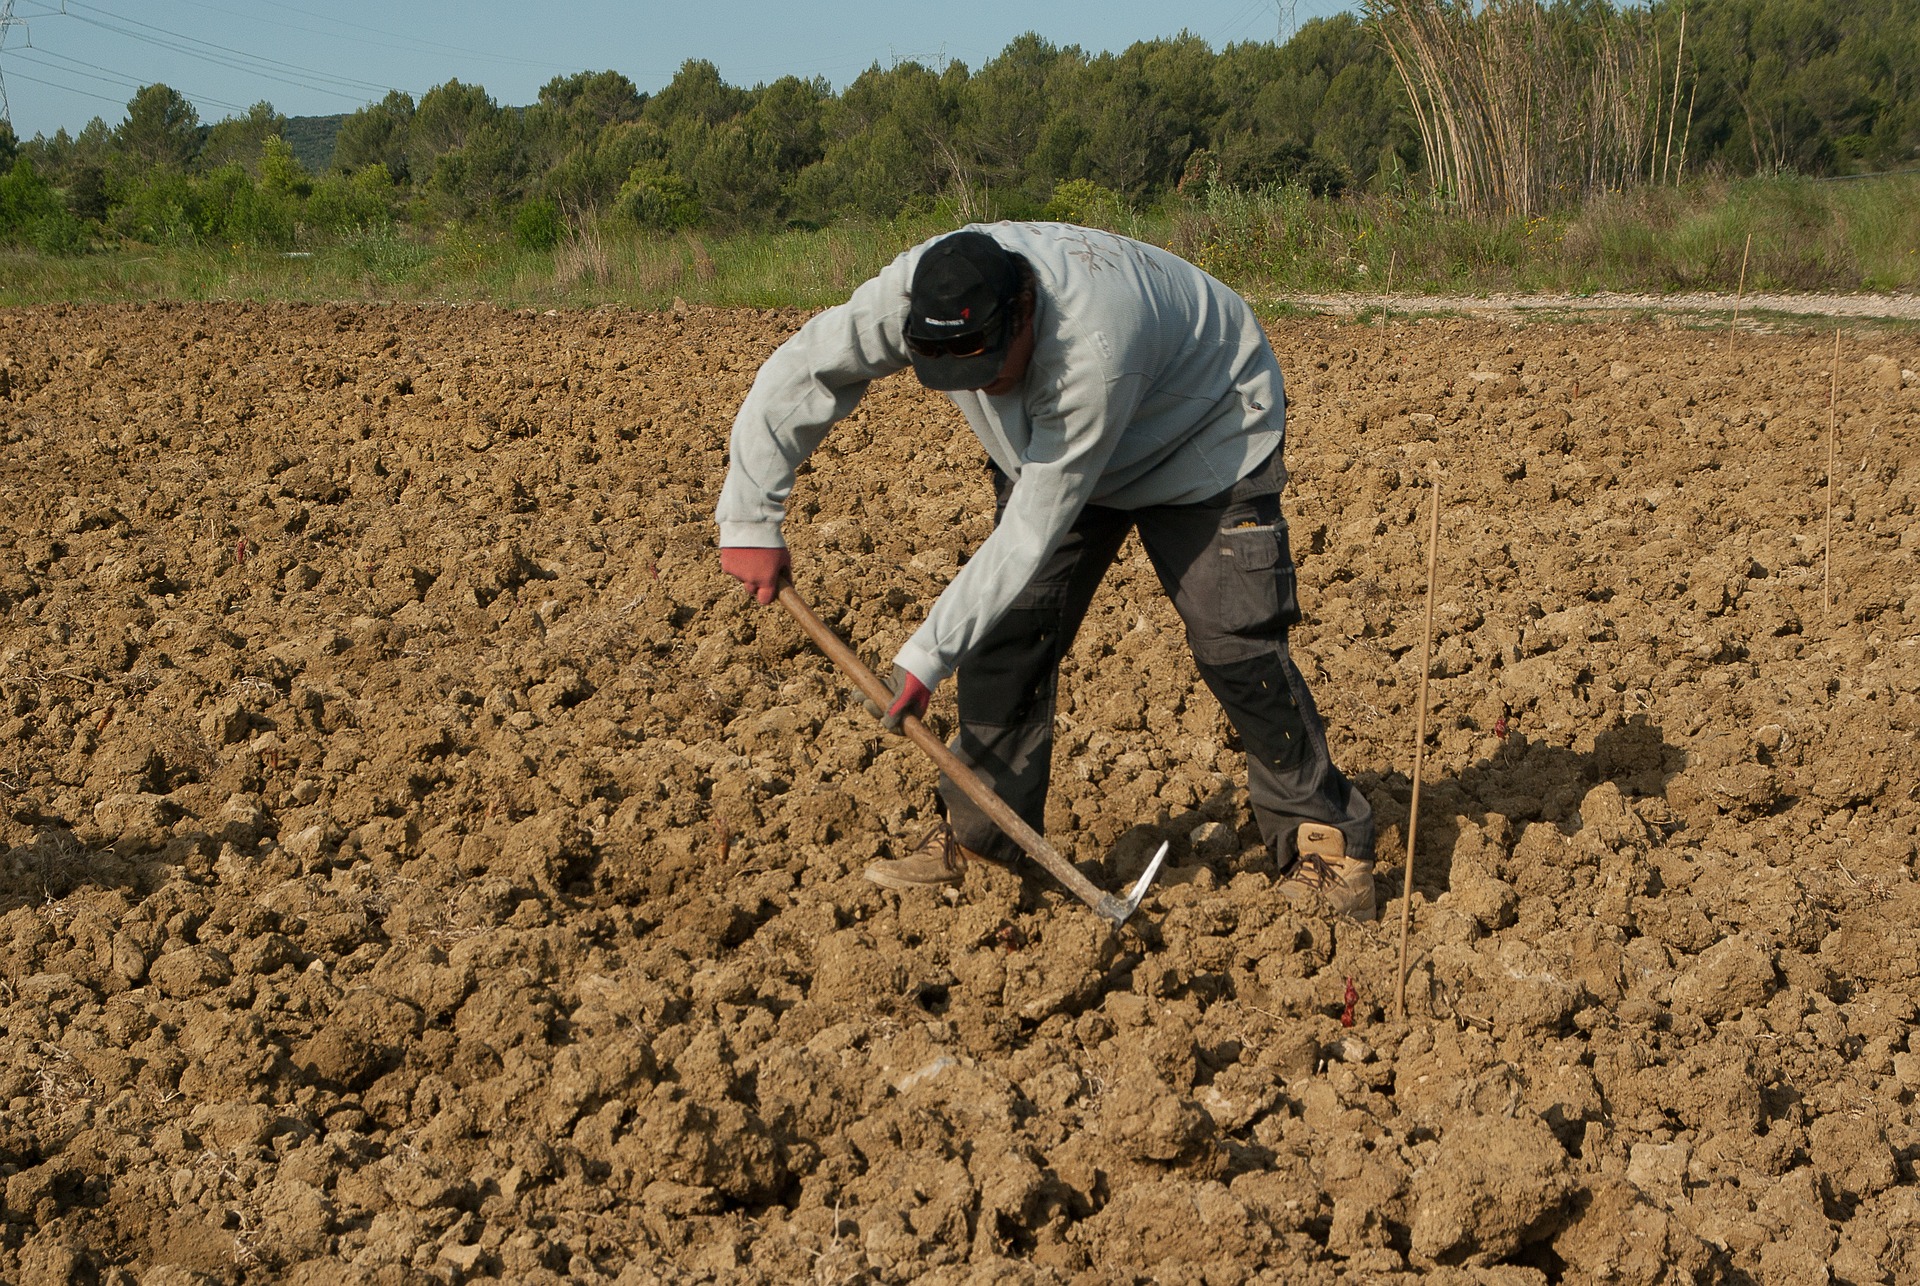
left=1291, top=851, right=1339, bottom=889
left=915, top=821, right=968, bottom=878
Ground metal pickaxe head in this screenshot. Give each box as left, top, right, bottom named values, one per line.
left=1094, top=840, right=1170, bottom=926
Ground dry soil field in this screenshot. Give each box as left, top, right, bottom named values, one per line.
left=0, top=301, right=1917, bottom=1285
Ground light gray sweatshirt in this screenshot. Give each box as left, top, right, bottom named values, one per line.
left=715, top=221, right=1286, bottom=688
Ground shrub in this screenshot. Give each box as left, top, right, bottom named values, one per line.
left=307, top=164, right=395, bottom=235
left=616, top=163, right=699, bottom=231
left=0, top=159, right=89, bottom=253
left=198, top=163, right=297, bottom=248
left=1043, top=178, right=1124, bottom=227
left=1299, top=155, right=1352, bottom=200
left=66, top=166, right=110, bottom=224
left=110, top=170, right=200, bottom=245
left=514, top=197, right=563, bottom=249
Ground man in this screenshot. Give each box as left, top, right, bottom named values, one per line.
left=716, top=223, right=1377, bottom=919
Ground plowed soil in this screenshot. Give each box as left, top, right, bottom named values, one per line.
left=1, top=301, right=1917, bottom=1286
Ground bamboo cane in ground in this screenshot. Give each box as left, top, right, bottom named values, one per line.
left=1730, top=232, right=1752, bottom=352
left=1662, top=10, right=1686, bottom=185
left=1394, top=475, right=1443, bottom=1022
left=1825, top=327, right=1841, bottom=619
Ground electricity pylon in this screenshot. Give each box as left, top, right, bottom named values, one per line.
left=0, top=0, right=27, bottom=126
left=1277, top=0, right=1298, bottom=45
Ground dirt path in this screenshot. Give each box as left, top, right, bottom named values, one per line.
left=0, top=302, right=1916, bottom=1282
left=1279, top=287, right=1920, bottom=322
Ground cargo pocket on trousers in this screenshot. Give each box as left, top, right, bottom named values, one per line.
left=1214, top=520, right=1301, bottom=639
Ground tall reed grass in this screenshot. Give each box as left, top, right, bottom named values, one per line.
left=1366, top=0, right=1692, bottom=218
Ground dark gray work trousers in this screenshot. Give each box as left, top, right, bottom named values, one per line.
left=941, top=447, right=1375, bottom=866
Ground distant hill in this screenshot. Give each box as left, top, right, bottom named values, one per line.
left=284, top=115, right=345, bottom=174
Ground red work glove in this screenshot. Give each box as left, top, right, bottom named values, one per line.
left=719, top=546, right=790, bottom=605
left=882, top=666, right=932, bottom=731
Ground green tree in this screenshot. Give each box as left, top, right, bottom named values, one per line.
left=334, top=91, right=415, bottom=179
left=541, top=120, right=662, bottom=214
left=197, top=156, right=297, bottom=248
left=403, top=81, right=526, bottom=218
left=536, top=69, right=645, bottom=137
left=793, top=60, right=964, bottom=222
left=455, top=117, right=529, bottom=212
left=685, top=120, right=783, bottom=226
left=744, top=75, right=828, bottom=178
left=66, top=165, right=110, bottom=223
left=527, top=73, right=632, bottom=172
left=1666, top=0, right=1920, bottom=176
left=258, top=135, right=306, bottom=197
left=958, top=34, right=1078, bottom=202
left=409, top=80, right=500, bottom=177
left=525, top=71, right=650, bottom=212
left=22, top=117, right=115, bottom=192
left=1074, top=36, right=1220, bottom=197
left=423, top=116, right=527, bottom=218
left=108, top=169, right=199, bottom=245
left=117, top=84, right=203, bottom=171
left=644, top=60, right=748, bottom=130
left=1207, top=17, right=1410, bottom=190
left=200, top=101, right=288, bottom=173
left=74, top=117, right=114, bottom=168
left=1704, top=0, right=1842, bottom=172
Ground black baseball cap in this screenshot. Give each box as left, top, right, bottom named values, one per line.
left=906, top=230, right=1020, bottom=391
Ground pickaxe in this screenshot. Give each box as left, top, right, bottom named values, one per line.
left=779, top=584, right=1168, bottom=926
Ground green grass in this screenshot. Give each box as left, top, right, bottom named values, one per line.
left=3, top=174, right=1915, bottom=312
left=1175, top=172, right=1920, bottom=298
left=0, top=218, right=958, bottom=311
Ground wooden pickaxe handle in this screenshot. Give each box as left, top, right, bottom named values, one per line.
left=776, top=584, right=1137, bottom=923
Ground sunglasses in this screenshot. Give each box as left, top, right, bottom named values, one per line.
left=907, top=312, right=1007, bottom=359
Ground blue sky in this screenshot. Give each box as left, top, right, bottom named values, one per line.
left=1, top=0, right=1354, bottom=142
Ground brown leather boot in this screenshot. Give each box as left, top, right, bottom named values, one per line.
left=1279, top=822, right=1377, bottom=921
left=864, top=823, right=982, bottom=890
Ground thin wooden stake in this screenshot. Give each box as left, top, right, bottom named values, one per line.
left=1729, top=232, right=1751, bottom=352
left=1825, top=326, right=1841, bottom=618
left=1386, top=247, right=1398, bottom=296
left=1394, top=474, right=1443, bottom=1022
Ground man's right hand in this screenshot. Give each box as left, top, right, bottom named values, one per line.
left=719, top=546, right=791, bottom=604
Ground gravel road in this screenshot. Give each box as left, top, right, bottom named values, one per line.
left=1276, top=288, right=1920, bottom=322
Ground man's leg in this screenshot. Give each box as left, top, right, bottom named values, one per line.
left=1134, top=450, right=1375, bottom=868
left=942, top=480, right=1132, bottom=861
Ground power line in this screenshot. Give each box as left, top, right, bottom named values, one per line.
left=1214, top=0, right=1277, bottom=47
left=15, top=46, right=246, bottom=112
left=56, top=0, right=396, bottom=103
left=2, top=61, right=137, bottom=111
left=177, top=0, right=570, bottom=76
left=65, top=1, right=392, bottom=94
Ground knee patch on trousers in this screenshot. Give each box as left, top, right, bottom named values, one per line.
left=955, top=608, right=1060, bottom=728
left=1198, top=653, right=1310, bottom=772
